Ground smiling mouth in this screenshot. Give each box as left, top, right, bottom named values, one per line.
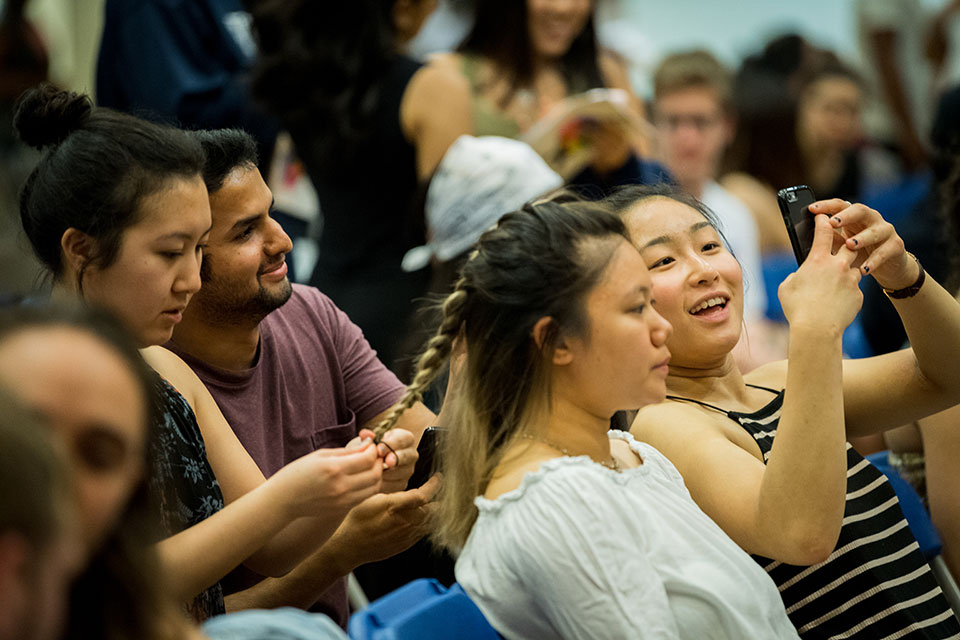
left=259, top=260, right=285, bottom=276
left=688, top=296, right=729, bottom=316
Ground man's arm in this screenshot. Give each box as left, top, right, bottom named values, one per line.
left=224, top=475, right=439, bottom=611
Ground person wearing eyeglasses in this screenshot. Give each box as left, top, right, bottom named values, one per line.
left=652, top=50, right=781, bottom=369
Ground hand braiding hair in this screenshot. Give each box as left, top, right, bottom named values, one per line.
left=373, top=276, right=470, bottom=441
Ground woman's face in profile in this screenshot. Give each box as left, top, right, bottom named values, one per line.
left=526, top=0, right=592, bottom=61
left=79, top=175, right=211, bottom=348
left=558, top=238, right=673, bottom=413
left=0, top=327, right=147, bottom=554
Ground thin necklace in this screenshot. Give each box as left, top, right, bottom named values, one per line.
left=519, top=433, right=622, bottom=472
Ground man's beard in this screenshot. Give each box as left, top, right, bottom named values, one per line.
left=194, top=256, right=294, bottom=327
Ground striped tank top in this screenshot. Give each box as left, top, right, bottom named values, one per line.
left=667, top=385, right=960, bottom=639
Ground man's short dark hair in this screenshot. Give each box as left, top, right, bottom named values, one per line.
left=193, top=129, right=260, bottom=193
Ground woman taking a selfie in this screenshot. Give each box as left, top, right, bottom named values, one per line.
left=374, top=198, right=800, bottom=638
left=611, top=184, right=960, bottom=639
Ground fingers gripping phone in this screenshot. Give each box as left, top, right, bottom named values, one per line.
left=777, top=185, right=817, bottom=266
left=406, top=426, right=446, bottom=490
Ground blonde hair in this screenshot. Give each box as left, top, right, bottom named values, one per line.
left=375, top=199, right=628, bottom=550
left=653, top=49, right=732, bottom=113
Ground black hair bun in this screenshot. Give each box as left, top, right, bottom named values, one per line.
left=13, top=83, right=93, bottom=150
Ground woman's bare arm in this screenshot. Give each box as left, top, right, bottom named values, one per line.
left=401, top=62, right=474, bottom=181
left=142, top=347, right=382, bottom=602
left=805, top=200, right=960, bottom=435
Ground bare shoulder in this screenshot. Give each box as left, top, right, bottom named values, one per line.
left=426, top=51, right=466, bottom=75
left=140, top=344, right=181, bottom=374
left=631, top=401, right=724, bottom=445
left=402, top=58, right=474, bottom=176
left=139, top=345, right=202, bottom=404
left=743, top=358, right=788, bottom=390
left=408, top=61, right=471, bottom=104
left=631, top=399, right=763, bottom=468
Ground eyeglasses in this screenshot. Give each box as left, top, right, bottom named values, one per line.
left=654, top=113, right=723, bottom=133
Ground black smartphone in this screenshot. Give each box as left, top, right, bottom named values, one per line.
left=777, top=185, right=817, bottom=266
left=406, top=426, right=445, bottom=490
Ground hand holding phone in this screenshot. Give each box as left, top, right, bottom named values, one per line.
left=777, top=213, right=864, bottom=334
left=777, top=185, right=817, bottom=266
left=406, top=426, right=445, bottom=490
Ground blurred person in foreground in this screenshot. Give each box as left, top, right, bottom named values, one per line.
left=0, top=387, right=79, bottom=640
left=0, top=303, right=351, bottom=640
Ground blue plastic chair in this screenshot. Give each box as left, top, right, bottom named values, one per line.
left=348, top=579, right=501, bottom=640
left=761, top=250, right=796, bottom=324
left=866, top=451, right=960, bottom=617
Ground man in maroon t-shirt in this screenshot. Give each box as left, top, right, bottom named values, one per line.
left=168, top=129, right=440, bottom=627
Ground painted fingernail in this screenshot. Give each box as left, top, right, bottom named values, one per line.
left=851, top=238, right=858, bottom=247
left=863, top=265, right=870, bottom=273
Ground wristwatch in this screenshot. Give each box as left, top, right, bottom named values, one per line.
left=883, top=253, right=926, bottom=299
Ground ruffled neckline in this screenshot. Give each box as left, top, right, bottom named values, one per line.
left=476, top=430, right=655, bottom=509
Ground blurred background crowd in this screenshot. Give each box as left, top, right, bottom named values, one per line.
left=3, top=0, right=959, bottom=362
left=2, top=1, right=960, bottom=638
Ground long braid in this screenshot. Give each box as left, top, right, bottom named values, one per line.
left=373, top=277, right=470, bottom=440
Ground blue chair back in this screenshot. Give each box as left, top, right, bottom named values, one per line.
left=349, top=579, right=501, bottom=640
left=866, top=451, right=942, bottom=559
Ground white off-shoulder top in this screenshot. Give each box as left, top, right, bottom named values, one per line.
left=455, top=431, right=800, bottom=640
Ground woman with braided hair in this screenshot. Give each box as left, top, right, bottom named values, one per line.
left=373, top=198, right=800, bottom=639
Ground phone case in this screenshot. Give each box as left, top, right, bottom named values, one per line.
left=777, top=185, right=817, bottom=266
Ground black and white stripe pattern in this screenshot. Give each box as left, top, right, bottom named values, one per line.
left=733, top=392, right=959, bottom=639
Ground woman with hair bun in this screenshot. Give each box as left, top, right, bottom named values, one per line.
left=374, top=197, right=800, bottom=638
left=14, top=84, right=386, bottom=621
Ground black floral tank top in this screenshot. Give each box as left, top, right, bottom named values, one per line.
left=149, top=376, right=226, bottom=621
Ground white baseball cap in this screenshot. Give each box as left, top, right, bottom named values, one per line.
left=402, top=135, right=564, bottom=272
